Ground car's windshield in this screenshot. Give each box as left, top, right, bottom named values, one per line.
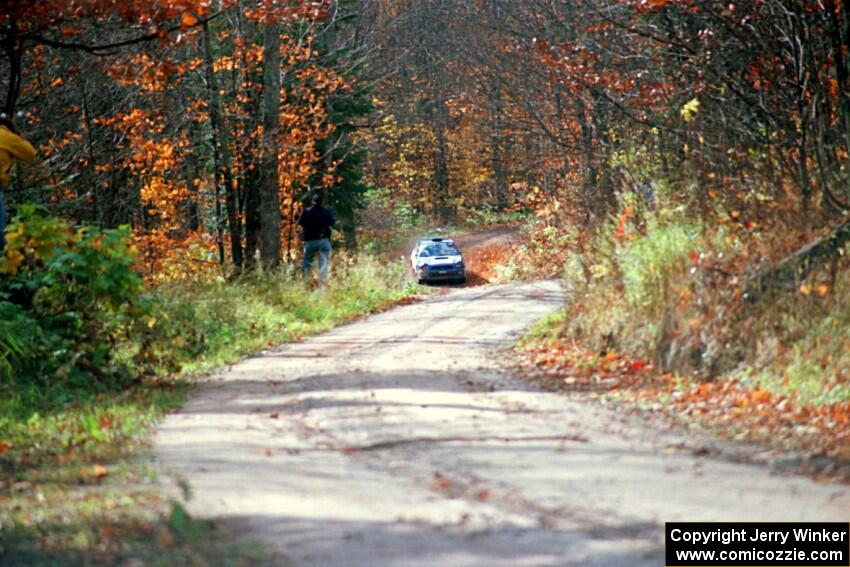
left=418, top=242, right=460, bottom=257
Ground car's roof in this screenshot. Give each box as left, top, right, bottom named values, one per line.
left=416, top=237, right=456, bottom=245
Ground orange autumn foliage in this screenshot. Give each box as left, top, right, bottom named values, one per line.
left=4, top=0, right=341, bottom=281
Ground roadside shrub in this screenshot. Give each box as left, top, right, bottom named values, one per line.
left=558, top=193, right=742, bottom=369
left=464, top=204, right=531, bottom=227
left=540, top=183, right=850, bottom=408
left=493, top=220, right=574, bottom=281
left=0, top=301, right=38, bottom=377
left=1, top=206, right=420, bottom=392
left=0, top=205, right=148, bottom=391
left=360, top=187, right=426, bottom=233
left=616, top=216, right=702, bottom=315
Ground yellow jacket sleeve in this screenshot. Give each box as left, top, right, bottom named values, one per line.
left=0, top=125, right=36, bottom=186
left=0, top=126, right=36, bottom=163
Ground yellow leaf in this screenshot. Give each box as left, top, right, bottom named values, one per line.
left=0, top=250, right=24, bottom=275
left=680, top=97, right=700, bottom=122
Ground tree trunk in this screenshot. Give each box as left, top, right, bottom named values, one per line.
left=591, top=95, right=615, bottom=210
left=340, top=212, right=357, bottom=250
left=260, top=20, right=282, bottom=269
left=747, top=217, right=850, bottom=297
left=203, top=20, right=243, bottom=269
left=243, top=165, right=262, bottom=264
left=577, top=94, right=598, bottom=216
left=433, top=120, right=451, bottom=221
left=181, top=115, right=202, bottom=233
left=2, top=19, right=22, bottom=116
left=80, top=80, right=102, bottom=228
left=489, top=85, right=508, bottom=210
left=236, top=6, right=261, bottom=267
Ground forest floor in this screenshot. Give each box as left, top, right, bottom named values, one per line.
left=153, top=279, right=850, bottom=567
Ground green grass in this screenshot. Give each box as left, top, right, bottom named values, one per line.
left=0, top=382, right=266, bottom=566
left=1, top=254, right=422, bottom=565
left=461, top=205, right=532, bottom=227
left=733, top=291, right=850, bottom=407
left=517, top=308, right=570, bottom=347
left=151, top=254, right=420, bottom=373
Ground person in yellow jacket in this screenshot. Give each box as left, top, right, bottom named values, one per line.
left=0, top=115, right=36, bottom=250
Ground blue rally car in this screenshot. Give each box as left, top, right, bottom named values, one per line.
left=411, top=237, right=466, bottom=285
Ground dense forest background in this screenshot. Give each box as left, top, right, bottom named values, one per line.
left=6, top=0, right=849, bottom=278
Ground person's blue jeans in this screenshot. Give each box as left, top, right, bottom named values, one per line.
left=302, top=238, right=331, bottom=285
left=0, top=189, right=7, bottom=251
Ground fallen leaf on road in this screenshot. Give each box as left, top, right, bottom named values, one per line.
left=431, top=473, right=452, bottom=492
left=474, top=489, right=491, bottom=501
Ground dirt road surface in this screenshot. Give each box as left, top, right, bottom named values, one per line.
left=155, top=280, right=850, bottom=566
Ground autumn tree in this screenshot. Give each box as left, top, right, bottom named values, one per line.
left=363, top=0, right=850, bottom=231
left=1, top=0, right=364, bottom=277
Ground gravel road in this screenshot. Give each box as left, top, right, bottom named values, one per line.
left=154, top=280, right=850, bottom=566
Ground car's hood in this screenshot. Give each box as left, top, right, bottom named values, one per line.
left=415, top=255, right=463, bottom=267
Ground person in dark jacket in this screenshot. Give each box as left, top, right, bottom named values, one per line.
left=298, top=192, right=335, bottom=285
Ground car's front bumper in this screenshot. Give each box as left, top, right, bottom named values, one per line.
left=419, top=265, right=465, bottom=281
